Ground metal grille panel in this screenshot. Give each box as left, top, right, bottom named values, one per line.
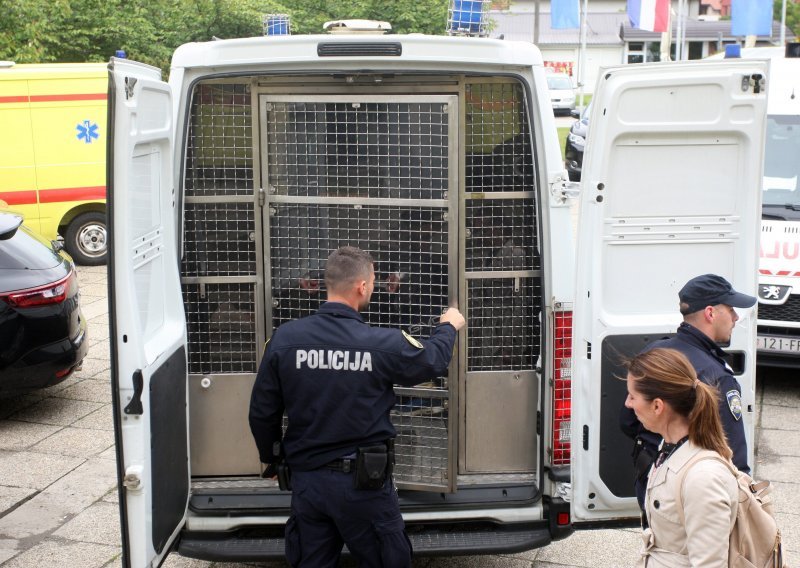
left=182, top=202, right=257, bottom=277
left=392, top=388, right=449, bottom=486
left=465, top=83, right=532, bottom=193
left=269, top=204, right=449, bottom=342
left=185, top=83, right=253, bottom=197
left=265, top=100, right=448, bottom=199
left=759, top=297, right=800, bottom=322
left=466, top=199, right=538, bottom=271
left=466, top=278, right=540, bottom=371
left=183, top=283, right=257, bottom=374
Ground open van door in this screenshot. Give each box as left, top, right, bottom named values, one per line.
left=108, top=58, right=188, bottom=566
left=571, top=60, right=768, bottom=523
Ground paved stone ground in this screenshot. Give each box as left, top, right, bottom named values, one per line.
left=0, top=264, right=796, bottom=567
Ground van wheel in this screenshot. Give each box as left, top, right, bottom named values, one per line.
left=64, top=212, right=107, bottom=266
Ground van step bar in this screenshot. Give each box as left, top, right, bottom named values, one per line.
left=177, top=523, right=554, bottom=560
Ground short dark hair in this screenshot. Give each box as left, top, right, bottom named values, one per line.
left=324, top=247, right=374, bottom=293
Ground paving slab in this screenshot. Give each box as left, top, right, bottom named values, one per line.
left=1, top=538, right=119, bottom=568
left=43, top=458, right=118, bottom=504
left=759, top=404, right=800, bottom=431
left=0, top=450, right=84, bottom=490
left=0, top=491, right=87, bottom=539
left=33, top=426, right=115, bottom=458
left=11, top=396, right=103, bottom=427
left=770, top=481, right=800, bottom=515
left=54, top=501, right=121, bottom=546
left=0, top=486, right=37, bottom=514
left=74, top=357, right=112, bottom=380
left=0, top=421, right=61, bottom=451
left=0, top=396, right=44, bottom=421
left=533, top=528, right=641, bottom=567
left=757, top=427, right=800, bottom=457
left=760, top=375, right=800, bottom=408
left=755, top=455, right=800, bottom=484
left=55, top=380, right=113, bottom=404
left=72, top=404, right=114, bottom=431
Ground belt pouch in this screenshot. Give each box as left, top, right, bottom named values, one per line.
left=277, top=462, right=292, bottom=491
left=355, top=445, right=388, bottom=490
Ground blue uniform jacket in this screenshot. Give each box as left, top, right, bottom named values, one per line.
left=621, top=322, right=750, bottom=475
left=249, top=301, right=458, bottom=471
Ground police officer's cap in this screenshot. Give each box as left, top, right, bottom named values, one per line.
left=678, top=274, right=756, bottom=314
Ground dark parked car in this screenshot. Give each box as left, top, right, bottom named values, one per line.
left=565, top=102, right=591, bottom=182
left=0, top=211, right=87, bottom=397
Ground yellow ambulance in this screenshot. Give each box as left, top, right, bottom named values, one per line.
left=0, top=61, right=107, bottom=265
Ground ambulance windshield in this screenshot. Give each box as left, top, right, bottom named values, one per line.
left=762, top=114, right=800, bottom=211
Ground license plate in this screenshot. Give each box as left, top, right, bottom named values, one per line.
left=757, top=335, right=800, bottom=354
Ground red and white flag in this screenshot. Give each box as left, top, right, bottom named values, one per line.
left=627, top=0, right=670, bottom=33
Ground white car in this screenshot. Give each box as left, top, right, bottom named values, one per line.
left=546, top=73, right=576, bottom=114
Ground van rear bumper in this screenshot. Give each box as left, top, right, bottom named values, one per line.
left=177, top=520, right=562, bottom=561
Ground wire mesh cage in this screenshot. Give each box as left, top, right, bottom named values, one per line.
left=263, top=13, right=291, bottom=36
left=446, top=0, right=490, bottom=37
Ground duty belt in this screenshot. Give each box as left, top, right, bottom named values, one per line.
left=323, top=458, right=355, bottom=473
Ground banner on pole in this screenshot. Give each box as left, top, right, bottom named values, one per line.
left=627, top=0, right=670, bottom=33
left=731, top=0, right=774, bottom=37
left=551, top=0, right=580, bottom=29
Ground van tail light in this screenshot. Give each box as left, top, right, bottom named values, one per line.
left=550, top=305, right=573, bottom=466
left=0, top=270, right=75, bottom=308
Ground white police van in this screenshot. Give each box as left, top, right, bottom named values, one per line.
left=108, top=25, right=767, bottom=566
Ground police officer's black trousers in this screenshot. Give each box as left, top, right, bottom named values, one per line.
left=285, top=468, right=412, bottom=568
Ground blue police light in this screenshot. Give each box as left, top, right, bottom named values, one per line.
left=447, top=0, right=488, bottom=37
left=724, top=44, right=742, bottom=58
left=264, top=14, right=290, bottom=36
left=115, top=50, right=127, bottom=59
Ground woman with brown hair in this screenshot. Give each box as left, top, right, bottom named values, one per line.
left=625, top=347, right=737, bottom=568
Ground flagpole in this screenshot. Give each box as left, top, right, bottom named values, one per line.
left=781, top=0, right=788, bottom=45
left=577, top=0, right=588, bottom=109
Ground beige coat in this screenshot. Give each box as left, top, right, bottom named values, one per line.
left=637, top=441, right=738, bottom=568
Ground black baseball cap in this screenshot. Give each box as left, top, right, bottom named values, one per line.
left=678, top=274, right=757, bottom=314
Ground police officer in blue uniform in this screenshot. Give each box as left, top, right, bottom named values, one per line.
left=249, top=246, right=465, bottom=568
left=621, top=274, right=756, bottom=511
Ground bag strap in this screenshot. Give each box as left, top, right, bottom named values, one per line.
left=674, top=450, right=736, bottom=525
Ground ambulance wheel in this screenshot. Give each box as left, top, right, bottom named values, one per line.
left=64, top=212, right=107, bottom=266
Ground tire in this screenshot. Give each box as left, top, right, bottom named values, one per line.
left=64, top=212, right=107, bottom=266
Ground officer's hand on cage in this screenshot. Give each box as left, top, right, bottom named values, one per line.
left=440, top=307, right=466, bottom=331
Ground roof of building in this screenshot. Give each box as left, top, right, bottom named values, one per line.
left=620, top=19, right=795, bottom=42
left=487, top=11, right=627, bottom=46
left=488, top=10, right=796, bottom=46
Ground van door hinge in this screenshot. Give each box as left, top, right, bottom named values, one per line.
left=742, top=74, right=765, bottom=94
left=582, top=425, right=589, bottom=450
left=536, top=411, right=542, bottom=435
left=550, top=178, right=581, bottom=203
left=258, top=187, right=266, bottom=206
left=124, top=77, right=137, bottom=99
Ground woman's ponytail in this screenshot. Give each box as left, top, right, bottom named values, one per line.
left=688, top=380, right=731, bottom=459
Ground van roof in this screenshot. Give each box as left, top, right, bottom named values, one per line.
left=170, top=33, right=543, bottom=72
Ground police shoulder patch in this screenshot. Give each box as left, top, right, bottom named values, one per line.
left=726, top=389, right=743, bottom=421
left=401, top=330, right=424, bottom=349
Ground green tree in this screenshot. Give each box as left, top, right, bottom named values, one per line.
left=774, top=0, right=800, bottom=40
left=0, top=0, right=452, bottom=70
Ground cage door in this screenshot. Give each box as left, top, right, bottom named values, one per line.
left=260, top=94, right=460, bottom=492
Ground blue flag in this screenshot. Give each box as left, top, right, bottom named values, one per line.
left=731, top=0, right=773, bottom=36
left=551, top=0, right=580, bottom=29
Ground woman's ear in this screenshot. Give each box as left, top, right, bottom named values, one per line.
left=652, top=398, right=665, bottom=415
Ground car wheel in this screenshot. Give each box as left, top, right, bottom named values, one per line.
left=64, top=212, right=107, bottom=266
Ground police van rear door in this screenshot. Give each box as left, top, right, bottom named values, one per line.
left=108, top=58, right=188, bottom=566
left=571, top=59, right=768, bottom=523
